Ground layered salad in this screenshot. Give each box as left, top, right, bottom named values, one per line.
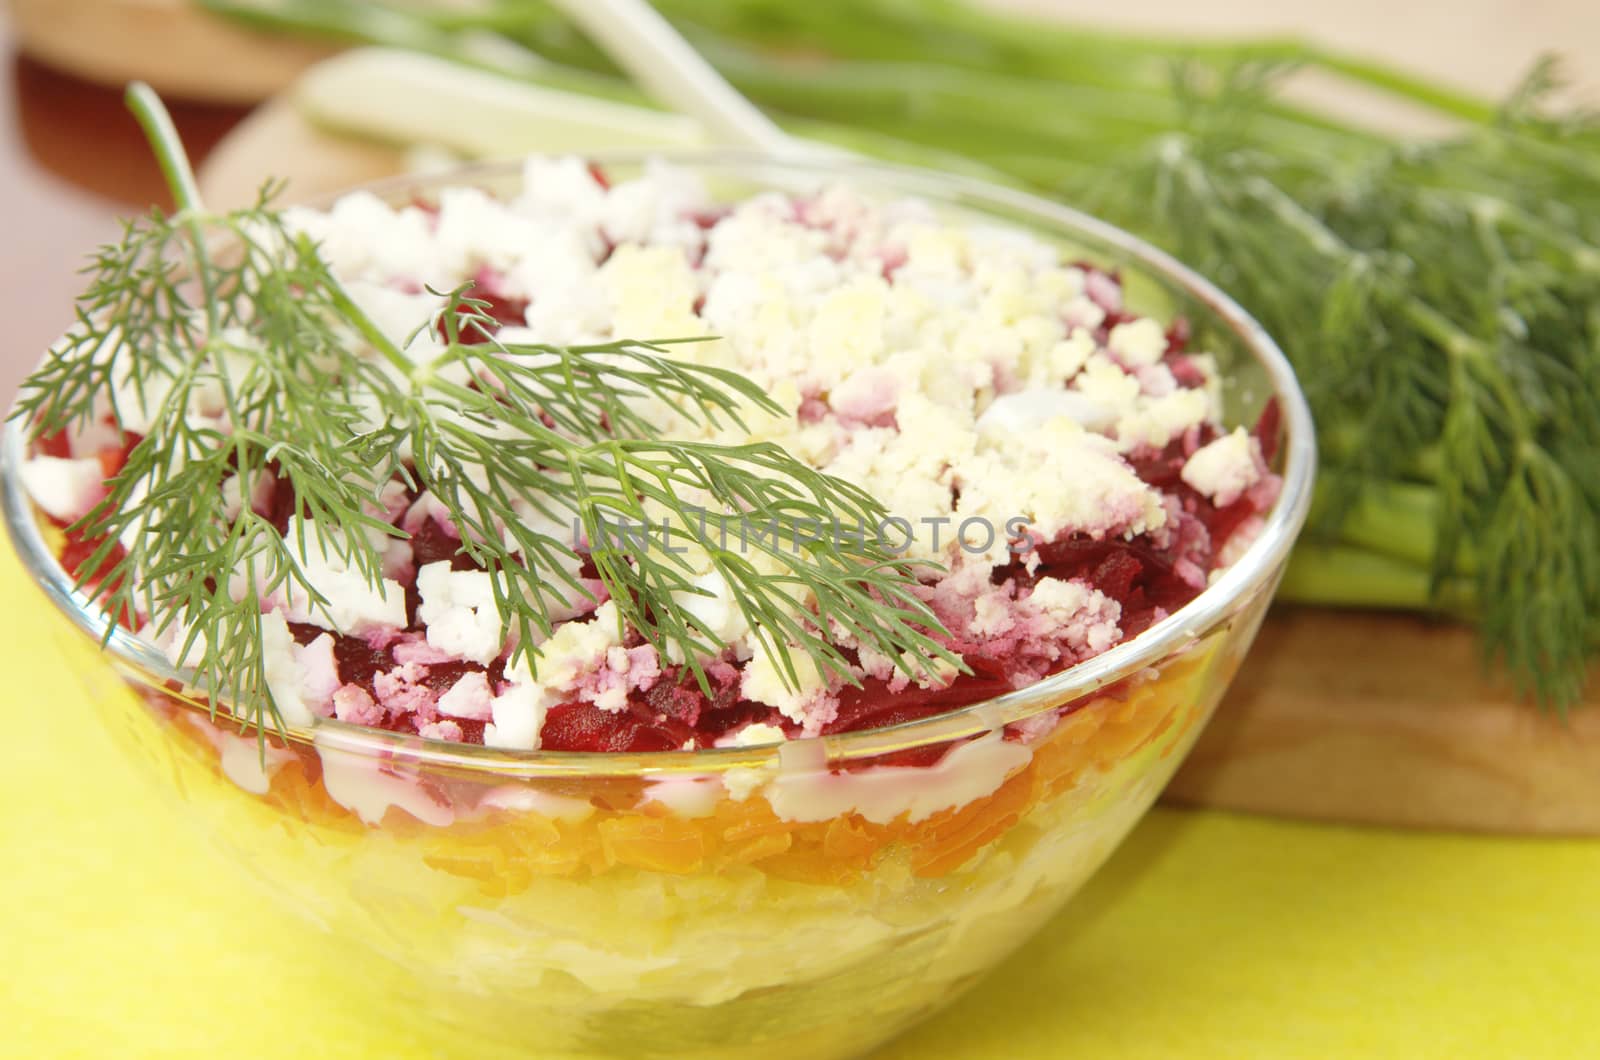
left=19, top=156, right=1281, bottom=1058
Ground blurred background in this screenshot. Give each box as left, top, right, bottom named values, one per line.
left=2, top=0, right=1596, bottom=398
left=1000, top=0, right=1599, bottom=99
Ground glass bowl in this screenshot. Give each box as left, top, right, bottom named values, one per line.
left=1, top=151, right=1314, bottom=1060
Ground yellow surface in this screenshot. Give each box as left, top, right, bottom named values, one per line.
left=3, top=541, right=1599, bottom=1059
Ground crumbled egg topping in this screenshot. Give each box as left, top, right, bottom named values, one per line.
left=31, top=158, right=1244, bottom=749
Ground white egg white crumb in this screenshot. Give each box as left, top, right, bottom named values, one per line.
left=25, top=158, right=1255, bottom=751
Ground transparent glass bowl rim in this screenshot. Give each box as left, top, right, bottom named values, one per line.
left=0, top=148, right=1316, bottom=778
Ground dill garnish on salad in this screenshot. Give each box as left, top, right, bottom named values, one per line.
left=10, top=84, right=958, bottom=738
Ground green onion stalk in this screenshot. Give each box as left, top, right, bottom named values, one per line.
left=204, top=0, right=1600, bottom=706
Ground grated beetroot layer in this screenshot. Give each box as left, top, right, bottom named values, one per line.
left=51, top=413, right=1276, bottom=758
left=42, top=246, right=1279, bottom=754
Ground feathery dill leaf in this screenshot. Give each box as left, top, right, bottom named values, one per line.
left=1079, top=63, right=1600, bottom=706
left=9, top=84, right=958, bottom=738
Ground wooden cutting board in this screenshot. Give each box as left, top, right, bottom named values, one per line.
left=17, top=1, right=1600, bottom=834
left=1170, top=608, right=1600, bottom=833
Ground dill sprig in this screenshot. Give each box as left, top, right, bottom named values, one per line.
left=391, top=293, right=959, bottom=694
left=10, top=83, right=957, bottom=736
left=1078, top=64, right=1600, bottom=706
